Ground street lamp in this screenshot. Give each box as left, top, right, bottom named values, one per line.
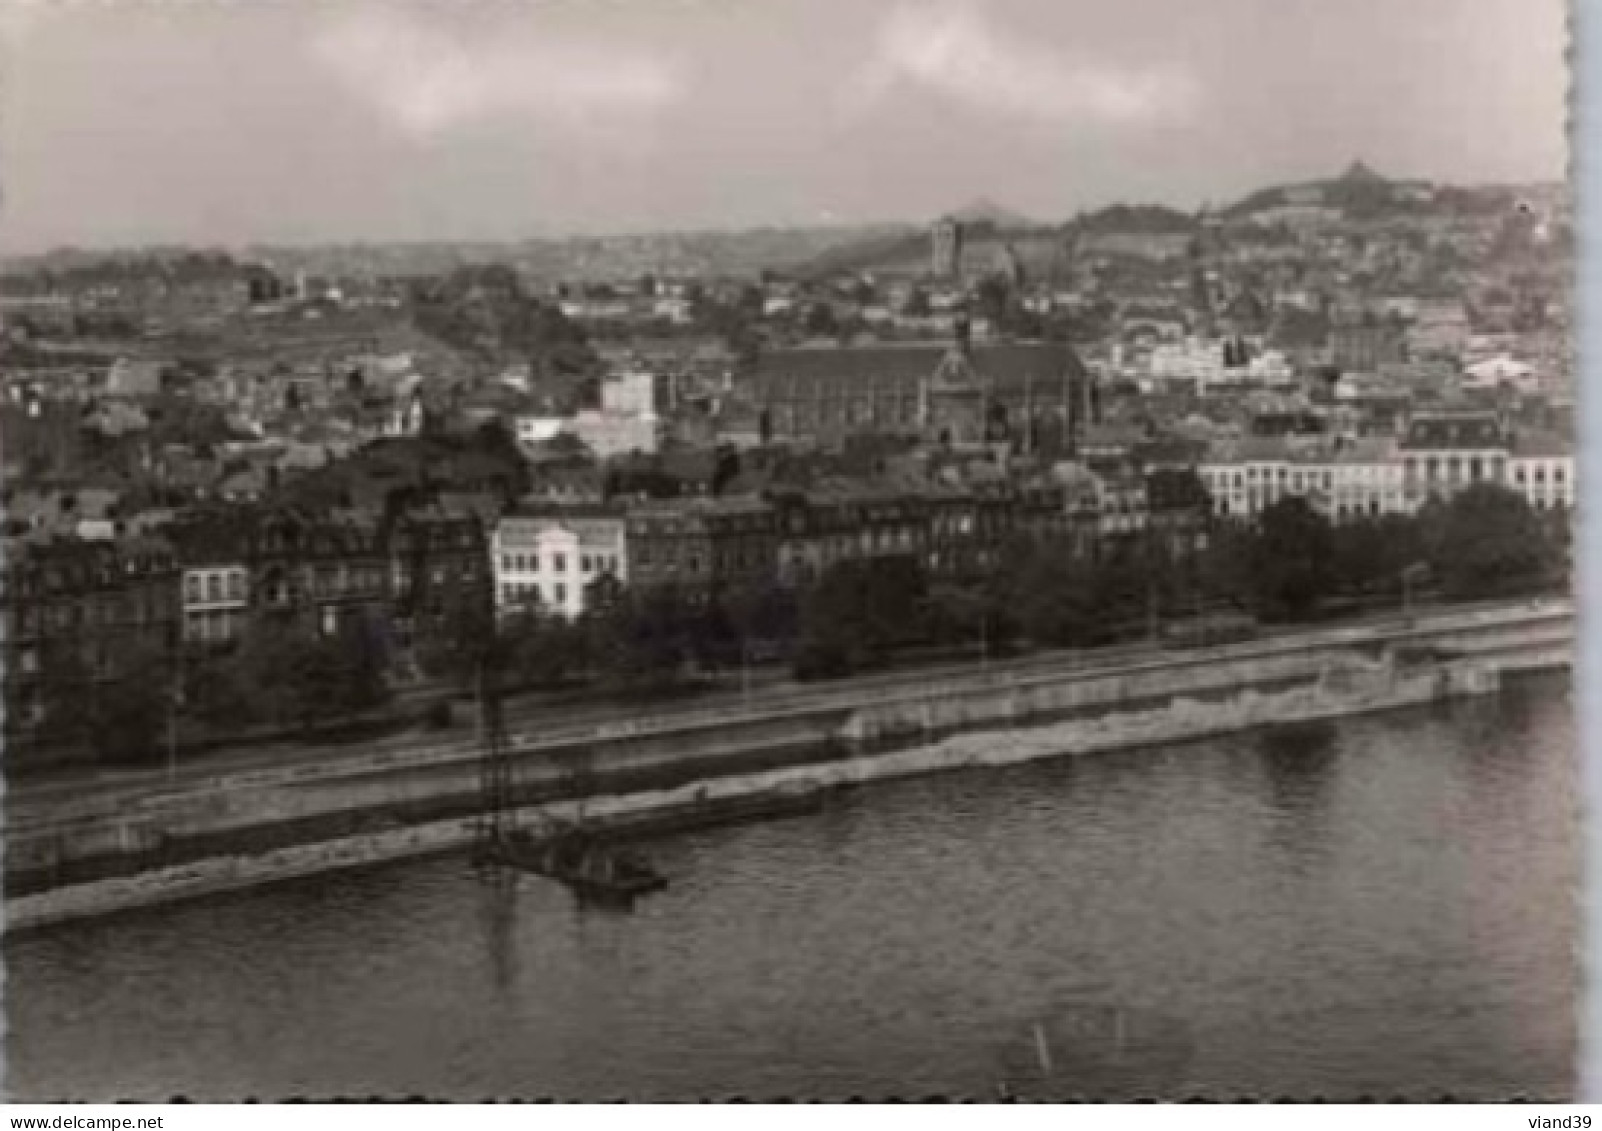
left=167, top=678, right=184, bottom=785
left=1401, top=561, right=1429, bottom=620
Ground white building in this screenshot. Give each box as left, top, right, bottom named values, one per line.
left=570, top=411, right=662, bottom=459
left=1148, top=338, right=1227, bottom=391
left=1148, top=338, right=1291, bottom=395
left=1462, top=354, right=1539, bottom=394
left=1200, top=435, right=1404, bottom=524
left=514, top=416, right=568, bottom=445
left=1505, top=432, right=1575, bottom=511
left=492, top=511, right=627, bottom=620
left=1398, top=413, right=1509, bottom=509
left=1326, top=438, right=1408, bottom=520
left=181, top=564, right=249, bottom=644
left=600, top=371, right=665, bottom=418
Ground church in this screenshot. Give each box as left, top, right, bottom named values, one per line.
left=741, top=321, right=1097, bottom=454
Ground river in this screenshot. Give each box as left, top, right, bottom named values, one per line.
left=5, top=672, right=1578, bottom=1101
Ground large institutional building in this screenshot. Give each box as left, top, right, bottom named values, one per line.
left=742, top=328, right=1096, bottom=452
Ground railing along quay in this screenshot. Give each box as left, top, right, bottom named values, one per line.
left=6, top=598, right=1572, bottom=834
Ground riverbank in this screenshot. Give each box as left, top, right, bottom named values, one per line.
left=5, top=613, right=1571, bottom=933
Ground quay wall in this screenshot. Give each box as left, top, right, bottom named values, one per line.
left=5, top=607, right=1573, bottom=923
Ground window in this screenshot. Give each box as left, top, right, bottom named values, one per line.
left=1555, top=465, right=1567, bottom=483
left=1535, top=466, right=1547, bottom=484
left=554, top=553, right=567, bottom=572
left=501, top=555, right=513, bottom=573
left=554, top=583, right=567, bottom=604
left=501, top=584, right=515, bottom=603
left=581, top=555, right=593, bottom=573
left=185, top=575, right=203, bottom=603
left=227, top=571, right=245, bottom=601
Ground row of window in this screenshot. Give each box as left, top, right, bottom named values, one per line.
left=12, top=597, right=174, bottom=634
left=500, top=582, right=570, bottom=607
left=1216, top=497, right=1396, bottom=519
left=184, top=570, right=247, bottom=606
left=498, top=552, right=618, bottom=576
left=183, top=608, right=245, bottom=643
left=1405, top=454, right=1506, bottom=480
left=1512, top=464, right=1568, bottom=485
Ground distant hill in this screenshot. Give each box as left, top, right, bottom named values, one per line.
left=1068, top=204, right=1197, bottom=235
left=945, top=198, right=1037, bottom=229
left=791, top=227, right=930, bottom=281
left=1224, top=161, right=1434, bottom=220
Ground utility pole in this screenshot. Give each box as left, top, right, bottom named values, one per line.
left=167, top=684, right=178, bottom=785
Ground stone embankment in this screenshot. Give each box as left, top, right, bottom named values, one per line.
left=4, top=601, right=1572, bottom=932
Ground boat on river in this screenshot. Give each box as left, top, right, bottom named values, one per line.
left=471, top=652, right=667, bottom=905
left=475, top=824, right=668, bottom=903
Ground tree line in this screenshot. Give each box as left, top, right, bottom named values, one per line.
left=20, top=481, right=1566, bottom=768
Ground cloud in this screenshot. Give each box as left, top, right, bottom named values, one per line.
left=311, top=8, right=685, bottom=140
left=854, top=3, right=1197, bottom=128
left=0, top=0, right=54, bottom=49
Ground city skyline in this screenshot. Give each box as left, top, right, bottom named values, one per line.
left=1, top=0, right=1569, bottom=253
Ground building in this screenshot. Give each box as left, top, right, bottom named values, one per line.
left=1398, top=412, right=1508, bottom=509
left=745, top=336, right=1090, bottom=450
left=569, top=411, right=663, bottom=459
left=1327, top=437, right=1407, bottom=520
left=105, top=356, right=164, bottom=398
left=1505, top=431, right=1574, bottom=511
left=600, top=370, right=669, bottom=418
left=1462, top=354, right=1539, bottom=394
left=492, top=508, right=626, bottom=619
left=931, top=217, right=964, bottom=278
left=1331, top=309, right=1408, bottom=373
left=3, top=535, right=181, bottom=736
left=1406, top=299, right=1471, bottom=358
left=386, top=505, right=489, bottom=653
left=179, top=559, right=250, bottom=647
left=170, top=505, right=390, bottom=641
left=624, top=496, right=777, bottom=601
left=1200, top=437, right=1331, bottom=520
left=768, top=483, right=953, bottom=588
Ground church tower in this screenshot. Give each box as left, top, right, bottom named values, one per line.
left=923, top=314, right=989, bottom=449
left=931, top=217, right=964, bottom=279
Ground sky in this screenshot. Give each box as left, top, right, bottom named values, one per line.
left=0, top=0, right=1570, bottom=252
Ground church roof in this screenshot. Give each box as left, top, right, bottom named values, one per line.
left=746, top=341, right=1085, bottom=395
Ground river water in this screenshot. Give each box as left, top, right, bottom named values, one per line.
left=6, top=673, right=1578, bottom=1101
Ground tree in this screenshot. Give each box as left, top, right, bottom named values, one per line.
left=804, top=302, right=839, bottom=338
left=925, top=579, right=1018, bottom=657
left=1426, top=482, right=1555, bottom=600
left=588, top=586, right=696, bottom=693
left=794, top=557, right=929, bottom=679
left=502, top=609, right=586, bottom=688
left=974, top=274, right=1013, bottom=328
left=1252, top=497, right=1335, bottom=622
left=39, top=639, right=172, bottom=765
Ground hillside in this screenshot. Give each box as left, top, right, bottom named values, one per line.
left=1068, top=204, right=1197, bottom=235
left=1224, top=161, right=1433, bottom=220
